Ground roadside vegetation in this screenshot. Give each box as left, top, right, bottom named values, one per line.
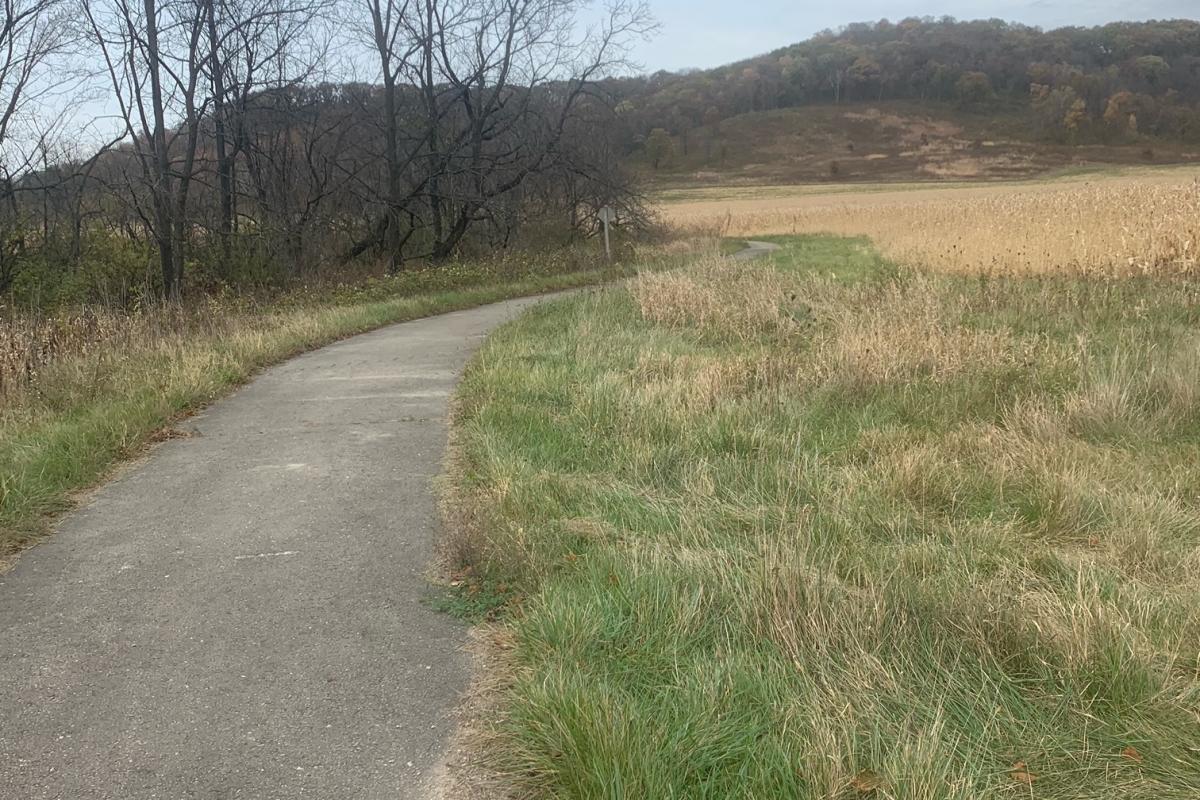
left=446, top=234, right=1200, bottom=797
left=0, top=243, right=715, bottom=562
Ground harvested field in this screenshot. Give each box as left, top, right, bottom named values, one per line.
left=662, top=168, right=1200, bottom=276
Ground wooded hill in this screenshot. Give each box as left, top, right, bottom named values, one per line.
left=607, top=18, right=1200, bottom=182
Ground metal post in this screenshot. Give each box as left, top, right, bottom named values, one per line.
left=599, top=206, right=613, bottom=262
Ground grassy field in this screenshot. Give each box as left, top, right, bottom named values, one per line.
left=0, top=246, right=710, bottom=563
left=446, top=234, right=1200, bottom=798
left=662, top=167, right=1200, bottom=277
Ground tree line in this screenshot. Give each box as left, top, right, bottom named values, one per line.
left=609, top=18, right=1200, bottom=158
left=0, top=0, right=653, bottom=304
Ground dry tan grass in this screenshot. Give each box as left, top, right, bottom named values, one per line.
left=450, top=230, right=1200, bottom=796
left=630, top=256, right=800, bottom=341
left=629, top=246, right=1200, bottom=592
left=810, top=277, right=1040, bottom=386
left=630, top=351, right=803, bottom=416
left=0, top=242, right=698, bottom=411
left=0, top=307, right=218, bottom=403
left=662, top=169, right=1200, bottom=276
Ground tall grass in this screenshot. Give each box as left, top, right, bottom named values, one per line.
left=446, top=236, right=1200, bottom=798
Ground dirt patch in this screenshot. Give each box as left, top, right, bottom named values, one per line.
left=918, top=156, right=987, bottom=178
left=426, top=626, right=516, bottom=800
left=843, top=107, right=963, bottom=146
left=429, top=412, right=519, bottom=799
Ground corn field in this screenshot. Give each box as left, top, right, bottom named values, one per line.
left=663, top=170, right=1200, bottom=277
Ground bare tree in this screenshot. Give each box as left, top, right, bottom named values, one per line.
left=0, top=0, right=71, bottom=289
left=357, top=0, right=418, bottom=271
left=200, top=0, right=329, bottom=265
left=82, top=0, right=209, bottom=299
left=0, top=0, right=70, bottom=159
left=350, top=0, right=653, bottom=268
left=3, top=0, right=653, bottom=301
left=419, top=0, right=654, bottom=261
left=241, top=83, right=362, bottom=274
left=525, top=94, right=651, bottom=242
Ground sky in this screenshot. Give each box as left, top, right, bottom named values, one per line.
left=628, top=0, right=1200, bottom=72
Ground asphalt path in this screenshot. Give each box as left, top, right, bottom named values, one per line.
left=0, top=293, right=565, bottom=800
left=730, top=240, right=782, bottom=260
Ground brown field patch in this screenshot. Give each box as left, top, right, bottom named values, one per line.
left=660, top=167, right=1200, bottom=276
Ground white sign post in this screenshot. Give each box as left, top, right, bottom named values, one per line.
left=598, top=206, right=614, bottom=261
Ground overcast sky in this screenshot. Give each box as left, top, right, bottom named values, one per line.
left=628, top=0, right=1200, bottom=72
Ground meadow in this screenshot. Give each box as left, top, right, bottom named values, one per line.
left=662, top=167, right=1200, bottom=277
left=445, top=222, right=1200, bottom=797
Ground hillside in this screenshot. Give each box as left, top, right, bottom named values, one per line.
left=606, top=18, right=1200, bottom=185
left=634, top=102, right=1200, bottom=185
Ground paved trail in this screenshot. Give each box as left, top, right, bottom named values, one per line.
left=731, top=240, right=781, bottom=261
left=0, top=293, right=569, bottom=800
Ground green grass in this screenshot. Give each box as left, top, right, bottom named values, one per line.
left=0, top=255, right=669, bottom=561
left=756, top=234, right=898, bottom=282
left=446, top=235, right=1200, bottom=798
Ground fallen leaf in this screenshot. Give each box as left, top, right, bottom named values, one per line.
left=1010, top=760, right=1036, bottom=784
left=1121, top=746, right=1143, bottom=763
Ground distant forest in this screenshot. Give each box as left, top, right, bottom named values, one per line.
left=606, top=19, right=1200, bottom=146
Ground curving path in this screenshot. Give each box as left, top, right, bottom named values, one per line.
left=730, top=240, right=781, bottom=261
left=0, top=293, right=569, bottom=800
left=0, top=243, right=777, bottom=800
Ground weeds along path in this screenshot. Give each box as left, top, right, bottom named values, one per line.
left=0, top=292, right=573, bottom=800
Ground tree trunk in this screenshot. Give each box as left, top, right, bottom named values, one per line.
left=371, top=0, right=405, bottom=273
left=422, top=6, right=443, bottom=260
left=205, top=0, right=234, bottom=269
left=382, top=75, right=404, bottom=273
left=143, top=0, right=177, bottom=300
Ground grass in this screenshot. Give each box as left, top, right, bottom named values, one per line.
left=0, top=245, right=710, bottom=562
left=445, top=235, right=1200, bottom=798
